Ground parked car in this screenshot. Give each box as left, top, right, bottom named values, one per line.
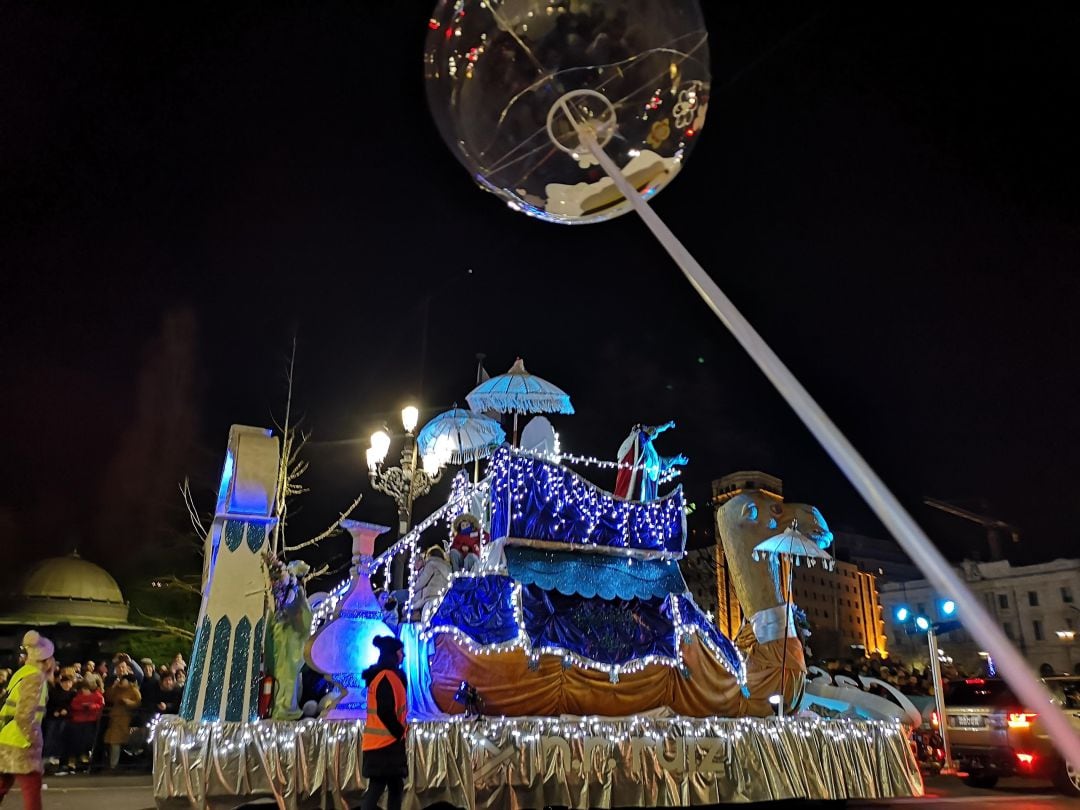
left=944, top=676, right=1080, bottom=797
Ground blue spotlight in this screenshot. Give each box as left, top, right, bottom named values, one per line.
left=942, top=600, right=956, bottom=616
left=915, top=616, right=931, bottom=632
left=895, top=606, right=910, bottom=622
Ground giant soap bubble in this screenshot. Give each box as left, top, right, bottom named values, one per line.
left=425, top=0, right=710, bottom=224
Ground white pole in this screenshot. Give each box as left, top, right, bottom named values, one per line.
left=571, top=120, right=1080, bottom=765
left=926, top=626, right=955, bottom=774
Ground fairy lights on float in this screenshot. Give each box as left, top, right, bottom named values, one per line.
left=418, top=567, right=745, bottom=684
left=153, top=712, right=901, bottom=756
left=487, top=447, right=686, bottom=557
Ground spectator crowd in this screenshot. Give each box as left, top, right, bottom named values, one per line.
left=815, top=653, right=976, bottom=697
left=0, top=650, right=188, bottom=774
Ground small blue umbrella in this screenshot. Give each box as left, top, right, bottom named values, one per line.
left=417, top=408, right=506, bottom=465
left=753, top=520, right=834, bottom=719
left=466, top=358, right=573, bottom=445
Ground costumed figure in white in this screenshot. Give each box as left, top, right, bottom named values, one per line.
left=614, top=421, right=688, bottom=501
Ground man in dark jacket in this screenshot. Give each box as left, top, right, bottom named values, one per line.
left=360, top=636, right=407, bottom=810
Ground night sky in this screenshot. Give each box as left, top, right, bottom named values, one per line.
left=3, top=3, right=1078, bottom=582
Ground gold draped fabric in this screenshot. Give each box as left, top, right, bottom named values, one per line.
left=428, top=636, right=807, bottom=718
left=152, top=715, right=922, bottom=810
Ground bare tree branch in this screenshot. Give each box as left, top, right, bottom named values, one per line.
left=134, top=609, right=196, bottom=642
left=303, top=563, right=330, bottom=584
left=154, top=574, right=203, bottom=597
left=179, top=477, right=207, bottom=537
left=283, top=491, right=364, bottom=553
left=271, top=335, right=299, bottom=555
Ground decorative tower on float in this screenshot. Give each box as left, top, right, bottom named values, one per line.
left=179, top=425, right=280, bottom=722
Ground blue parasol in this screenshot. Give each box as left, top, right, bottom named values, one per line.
left=417, top=408, right=506, bottom=465
left=752, top=523, right=835, bottom=570
left=466, top=357, right=574, bottom=416
left=466, top=358, right=573, bottom=446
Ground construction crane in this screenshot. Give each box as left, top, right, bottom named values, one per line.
left=923, top=497, right=1021, bottom=561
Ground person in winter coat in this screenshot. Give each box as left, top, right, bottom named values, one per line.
left=0, top=630, right=55, bottom=810
left=413, top=546, right=452, bottom=618
left=360, top=636, right=408, bottom=810
left=103, top=676, right=141, bottom=770
left=62, top=683, right=104, bottom=773
left=146, top=673, right=181, bottom=717
left=43, top=671, right=76, bottom=765
left=449, top=515, right=484, bottom=572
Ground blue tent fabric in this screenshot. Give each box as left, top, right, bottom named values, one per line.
left=505, top=547, right=687, bottom=601
left=489, top=449, right=687, bottom=554
left=521, top=587, right=678, bottom=666
left=675, top=595, right=742, bottom=673
left=426, top=575, right=519, bottom=646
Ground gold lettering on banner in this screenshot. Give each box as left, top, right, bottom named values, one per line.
left=656, top=737, right=686, bottom=773
left=473, top=735, right=518, bottom=784
left=471, top=731, right=728, bottom=791
left=694, top=737, right=731, bottom=774
left=540, top=735, right=574, bottom=774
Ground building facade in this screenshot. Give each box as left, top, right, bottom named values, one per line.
left=878, top=558, right=1080, bottom=675
left=831, top=531, right=921, bottom=583
left=681, top=472, right=888, bottom=660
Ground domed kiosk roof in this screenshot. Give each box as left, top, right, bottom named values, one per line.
left=20, top=553, right=125, bottom=604
left=0, top=552, right=140, bottom=630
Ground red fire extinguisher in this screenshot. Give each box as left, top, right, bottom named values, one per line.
left=258, top=675, right=276, bottom=719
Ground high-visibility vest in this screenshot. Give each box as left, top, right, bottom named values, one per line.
left=0, top=665, right=47, bottom=749
left=361, top=670, right=407, bottom=752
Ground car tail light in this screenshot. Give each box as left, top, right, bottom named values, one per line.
left=1007, top=712, right=1037, bottom=729
left=931, top=711, right=939, bottom=728
left=1016, top=752, right=1035, bottom=766
left=964, top=678, right=986, bottom=685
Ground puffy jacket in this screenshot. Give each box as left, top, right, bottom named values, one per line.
left=69, top=691, right=105, bottom=724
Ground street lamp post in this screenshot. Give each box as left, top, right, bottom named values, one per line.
left=366, top=406, right=445, bottom=591
left=924, top=622, right=955, bottom=775
left=898, top=602, right=959, bottom=775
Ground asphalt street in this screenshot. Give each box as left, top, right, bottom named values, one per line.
left=8, top=773, right=1073, bottom=809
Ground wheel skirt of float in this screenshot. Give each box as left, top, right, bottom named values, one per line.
left=152, top=714, right=923, bottom=809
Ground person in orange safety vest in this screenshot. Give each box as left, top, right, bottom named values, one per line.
left=360, top=635, right=407, bottom=810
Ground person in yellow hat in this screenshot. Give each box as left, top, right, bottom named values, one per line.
left=0, top=630, right=54, bottom=810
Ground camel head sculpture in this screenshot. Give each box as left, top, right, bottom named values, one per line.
left=716, top=490, right=833, bottom=642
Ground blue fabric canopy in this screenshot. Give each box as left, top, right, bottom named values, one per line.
left=521, top=587, right=678, bottom=666
left=505, top=547, right=687, bottom=601
left=489, top=448, right=687, bottom=554
left=674, top=595, right=742, bottom=674
left=426, top=575, right=519, bottom=646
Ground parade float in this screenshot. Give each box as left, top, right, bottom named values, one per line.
left=150, top=0, right=944, bottom=804
left=153, top=363, right=922, bottom=809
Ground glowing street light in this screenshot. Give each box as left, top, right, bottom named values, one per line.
left=366, top=407, right=443, bottom=590
left=915, top=616, right=931, bottom=632
left=369, top=430, right=391, bottom=465
left=942, top=599, right=956, bottom=616
left=895, top=606, right=910, bottom=622
left=401, top=405, right=420, bottom=434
